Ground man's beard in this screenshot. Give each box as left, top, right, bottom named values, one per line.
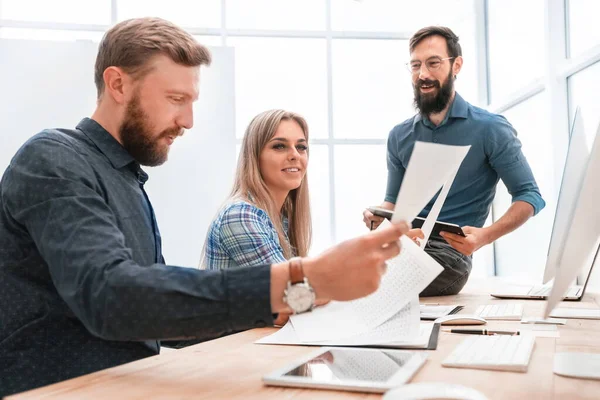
left=119, top=94, right=182, bottom=167
left=413, top=69, right=455, bottom=117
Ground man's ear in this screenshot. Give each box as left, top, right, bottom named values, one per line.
left=102, top=66, right=128, bottom=105
left=452, top=55, right=463, bottom=78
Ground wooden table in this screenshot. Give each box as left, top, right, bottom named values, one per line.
left=9, top=279, right=600, bottom=399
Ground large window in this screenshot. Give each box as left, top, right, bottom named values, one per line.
left=1, top=0, right=483, bottom=262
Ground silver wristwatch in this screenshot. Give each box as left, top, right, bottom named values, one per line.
left=283, top=257, right=316, bottom=314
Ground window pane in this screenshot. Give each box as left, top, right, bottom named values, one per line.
left=332, top=39, right=413, bottom=139
left=334, top=145, right=387, bottom=243
left=229, top=37, right=328, bottom=139
left=331, top=0, right=475, bottom=33
left=569, top=62, right=600, bottom=148
left=0, top=28, right=103, bottom=41
left=227, top=0, right=325, bottom=31
left=492, top=92, right=555, bottom=281
left=568, top=0, right=600, bottom=58
left=194, top=35, right=223, bottom=47
left=117, top=0, right=221, bottom=28
left=0, top=0, right=110, bottom=24
left=487, top=0, right=544, bottom=103
left=307, top=145, right=331, bottom=255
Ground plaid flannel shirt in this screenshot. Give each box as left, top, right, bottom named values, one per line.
left=204, top=201, right=290, bottom=270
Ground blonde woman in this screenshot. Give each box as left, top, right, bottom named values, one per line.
left=203, top=109, right=311, bottom=270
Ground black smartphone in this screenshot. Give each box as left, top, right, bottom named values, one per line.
left=411, top=217, right=466, bottom=237
left=367, top=206, right=394, bottom=220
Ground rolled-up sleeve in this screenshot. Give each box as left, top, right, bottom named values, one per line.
left=486, top=117, right=546, bottom=215
left=2, top=137, right=274, bottom=341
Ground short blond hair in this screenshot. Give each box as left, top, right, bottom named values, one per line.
left=94, top=17, right=212, bottom=98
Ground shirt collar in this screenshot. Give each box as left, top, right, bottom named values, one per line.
left=76, top=117, right=137, bottom=170
left=414, top=91, right=469, bottom=129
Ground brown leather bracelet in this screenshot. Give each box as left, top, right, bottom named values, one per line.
left=288, top=257, right=304, bottom=284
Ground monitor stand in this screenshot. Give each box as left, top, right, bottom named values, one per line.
left=554, top=353, right=600, bottom=380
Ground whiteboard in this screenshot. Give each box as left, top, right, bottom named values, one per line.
left=0, top=39, right=236, bottom=268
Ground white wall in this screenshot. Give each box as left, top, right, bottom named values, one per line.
left=0, top=39, right=236, bottom=268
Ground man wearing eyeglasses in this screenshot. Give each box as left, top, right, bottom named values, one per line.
left=363, top=26, right=545, bottom=296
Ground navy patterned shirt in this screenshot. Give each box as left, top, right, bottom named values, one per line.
left=0, top=118, right=274, bottom=396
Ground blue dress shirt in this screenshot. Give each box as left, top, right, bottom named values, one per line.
left=385, top=93, right=545, bottom=228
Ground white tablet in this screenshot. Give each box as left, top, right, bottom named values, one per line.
left=263, top=347, right=427, bottom=393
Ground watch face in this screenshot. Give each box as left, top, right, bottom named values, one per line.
left=286, top=285, right=315, bottom=313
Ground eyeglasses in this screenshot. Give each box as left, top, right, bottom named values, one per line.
left=406, top=57, right=455, bottom=74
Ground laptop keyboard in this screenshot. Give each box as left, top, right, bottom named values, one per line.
left=475, top=304, right=523, bottom=320
left=442, top=334, right=535, bottom=372
left=529, top=285, right=581, bottom=297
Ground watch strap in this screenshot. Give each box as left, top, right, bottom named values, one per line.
left=289, top=257, right=305, bottom=284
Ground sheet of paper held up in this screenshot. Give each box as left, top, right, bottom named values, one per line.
left=288, top=235, right=443, bottom=342
left=391, top=142, right=470, bottom=247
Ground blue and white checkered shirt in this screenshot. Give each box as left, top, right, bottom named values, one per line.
left=204, top=201, right=290, bottom=270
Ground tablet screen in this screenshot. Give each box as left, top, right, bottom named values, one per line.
left=282, top=348, right=416, bottom=383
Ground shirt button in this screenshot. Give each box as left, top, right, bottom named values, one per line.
left=255, top=320, right=267, bottom=328
left=433, top=138, right=438, bottom=143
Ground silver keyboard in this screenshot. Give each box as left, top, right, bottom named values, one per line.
left=442, top=335, right=536, bottom=372
left=475, top=304, right=523, bottom=320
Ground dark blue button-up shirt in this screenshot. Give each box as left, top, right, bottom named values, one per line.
left=0, top=118, right=273, bottom=396
left=385, top=93, right=545, bottom=228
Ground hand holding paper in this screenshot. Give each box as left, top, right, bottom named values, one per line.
left=259, top=141, right=470, bottom=347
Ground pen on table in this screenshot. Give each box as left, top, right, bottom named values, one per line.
left=442, top=329, right=520, bottom=336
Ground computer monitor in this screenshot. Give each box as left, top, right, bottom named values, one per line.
left=544, top=118, right=600, bottom=318
left=543, top=107, right=591, bottom=283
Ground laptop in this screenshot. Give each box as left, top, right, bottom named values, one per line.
left=490, top=243, right=598, bottom=301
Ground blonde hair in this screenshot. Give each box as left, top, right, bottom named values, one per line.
left=94, top=17, right=212, bottom=99
left=232, top=109, right=312, bottom=258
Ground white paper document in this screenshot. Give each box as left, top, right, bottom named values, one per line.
left=391, top=141, right=470, bottom=225
left=289, top=237, right=443, bottom=342
left=256, top=318, right=435, bottom=349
